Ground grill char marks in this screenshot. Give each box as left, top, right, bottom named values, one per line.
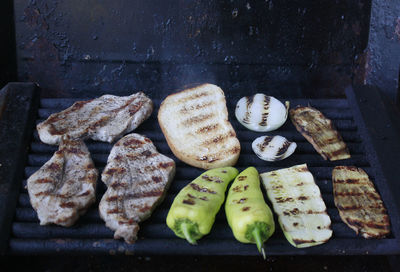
left=332, top=166, right=391, bottom=239
left=157, top=83, right=241, bottom=169
left=37, top=92, right=153, bottom=145
left=259, top=136, right=273, bottom=152
left=290, top=106, right=350, bottom=161
left=259, top=95, right=271, bottom=126
left=99, top=133, right=175, bottom=244
left=27, top=138, right=98, bottom=227
left=181, top=113, right=215, bottom=127
left=260, top=164, right=332, bottom=248
left=242, top=96, right=253, bottom=124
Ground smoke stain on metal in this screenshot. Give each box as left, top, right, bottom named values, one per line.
left=395, top=18, right=400, bottom=41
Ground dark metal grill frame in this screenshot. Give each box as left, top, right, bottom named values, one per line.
left=1, top=83, right=400, bottom=255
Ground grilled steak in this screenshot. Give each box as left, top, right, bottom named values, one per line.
left=158, top=83, right=240, bottom=169
left=99, top=133, right=175, bottom=243
left=27, top=138, right=98, bottom=227
left=260, top=164, right=332, bottom=248
left=290, top=106, right=350, bottom=161
left=37, top=92, right=153, bottom=145
left=332, top=166, right=390, bottom=238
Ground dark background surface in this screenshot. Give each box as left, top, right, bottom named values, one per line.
left=11, top=0, right=372, bottom=98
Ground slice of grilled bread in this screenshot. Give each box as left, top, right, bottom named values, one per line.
left=158, top=83, right=240, bottom=169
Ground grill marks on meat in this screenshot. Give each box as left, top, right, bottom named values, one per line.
left=290, top=106, right=350, bottom=161
left=27, top=138, right=98, bottom=227
left=99, top=133, right=175, bottom=244
left=332, top=166, right=391, bottom=238
left=37, top=92, right=153, bottom=145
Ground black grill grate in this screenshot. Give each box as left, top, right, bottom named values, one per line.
left=7, top=96, right=400, bottom=255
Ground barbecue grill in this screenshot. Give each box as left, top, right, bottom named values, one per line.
left=1, top=0, right=400, bottom=270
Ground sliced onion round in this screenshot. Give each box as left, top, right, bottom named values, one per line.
left=252, top=135, right=296, bottom=161
left=235, top=94, right=289, bottom=132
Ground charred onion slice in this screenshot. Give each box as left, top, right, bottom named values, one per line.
left=235, top=94, right=289, bottom=132
left=252, top=135, right=296, bottom=161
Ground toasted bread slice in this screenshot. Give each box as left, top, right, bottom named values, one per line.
left=158, top=83, right=240, bottom=169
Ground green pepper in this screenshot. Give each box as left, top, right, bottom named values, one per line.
left=166, top=167, right=238, bottom=244
left=225, top=167, right=275, bottom=258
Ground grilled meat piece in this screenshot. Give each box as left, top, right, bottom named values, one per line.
left=99, top=133, right=175, bottom=244
left=37, top=92, right=153, bottom=145
left=260, top=164, right=332, bottom=248
left=27, top=138, right=98, bottom=227
left=290, top=106, right=350, bottom=161
left=332, top=166, right=390, bottom=238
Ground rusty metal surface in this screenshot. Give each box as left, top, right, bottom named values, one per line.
left=13, top=0, right=371, bottom=98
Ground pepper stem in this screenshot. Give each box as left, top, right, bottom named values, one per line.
left=181, top=222, right=197, bottom=245
left=252, top=226, right=266, bottom=259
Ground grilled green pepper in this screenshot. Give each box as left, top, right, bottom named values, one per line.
left=225, top=167, right=275, bottom=258
left=166, top=167, right=238, bottom=244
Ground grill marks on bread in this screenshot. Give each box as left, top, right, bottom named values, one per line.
left=27, top=138, right=98, bottom=227
left=99, top=133, right=175, bottom=244
left=158, top=83, right=240, bottom=169
left=290, top=106, right=350, bottom=161
left=332, top=166, right=390, bottom=238
left=37, top=92, right=153, bottom=145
